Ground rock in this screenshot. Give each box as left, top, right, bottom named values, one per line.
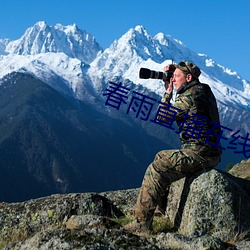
left=165, top=169, right=250, bottom=241
left=65, top=214, right=120, bottom=230
left=229, top=158, right=250, bottom=180
left=156, top=232, right=228, bottom=250
left=4, top=228, right=161, bottom=250
left=235, top=240, right=250, bottom=250
left=1, top=168, right=250, bottom=249
left=0, top=192, right=124, bottom=248
left=100, top=188, right=140, bottom=215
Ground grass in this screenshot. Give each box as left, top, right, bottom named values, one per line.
left=225, top=230, right=250, bottom=245
left=112, top=215, right=134, bottom=227
left=113, top=214, right=174, bottom=235
left=152, top=216, right=174, bottom=234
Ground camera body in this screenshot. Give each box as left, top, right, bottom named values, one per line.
left=139, top=65, right=176, bottom=82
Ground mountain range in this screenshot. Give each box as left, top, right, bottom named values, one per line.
left=0, top=21, right=249, bottom=201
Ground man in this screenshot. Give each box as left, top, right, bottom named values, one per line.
left=124, top=61, right=222, bottom=233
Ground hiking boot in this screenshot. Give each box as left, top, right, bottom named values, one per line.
left=124, top=219, right=152, bottom=234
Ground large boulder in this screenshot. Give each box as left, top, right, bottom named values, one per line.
left=165, top=169, right=250, bottom=241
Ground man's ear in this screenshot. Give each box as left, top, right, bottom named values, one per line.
left=186, top=74, right=193, bottom=82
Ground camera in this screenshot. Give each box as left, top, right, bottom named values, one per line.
left=139, top=65, right=176, bottom=82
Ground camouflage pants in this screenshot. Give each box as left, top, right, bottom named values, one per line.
left=134, top=148, right=220, bottom=222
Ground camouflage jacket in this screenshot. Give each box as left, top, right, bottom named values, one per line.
left=159, top=79, right=222, bottom=157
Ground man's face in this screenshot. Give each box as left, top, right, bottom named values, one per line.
left=172, top=68, right=188, bottom=90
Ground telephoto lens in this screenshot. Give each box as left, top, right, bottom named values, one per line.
left=139, top=68, right=167, bottom=80
left=139, top=65, right=176, bottom=82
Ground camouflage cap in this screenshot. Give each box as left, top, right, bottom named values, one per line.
left=176, top=61, right=201, bottom=79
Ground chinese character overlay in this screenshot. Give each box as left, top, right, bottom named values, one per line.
left=103, top=81, right=131, bottom=110
left=150, top=101, right=180, bottom=130
left=126, top=91, right=157, bottom=121
left=177, top=113, right=208, bottom=140
left=103, top=81, right=250, bottom=158
left=227, top=130, right=241, bottom=150
left=234, top=132, right=250, bottom=158
left=204, top=122, right=233, bottom=150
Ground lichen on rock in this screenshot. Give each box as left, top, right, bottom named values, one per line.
left=165, top=169, right=250, bottom=241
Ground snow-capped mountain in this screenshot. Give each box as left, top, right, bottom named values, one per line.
left=0, top=22, right=104, bottom=103
left=1, top=21, right=250, bottom=200
left=87, top=24, right=250, bottom=146
left=3, top=21, right=102, bottom=64
left=1, top=22, right=250, bottom=134
left=0, top=23, right=250, bottom=145
left=0, top=52, right=100, bottom=103
left=1, top=22, right=249, bottom=112
left=89, top=25, right=250, bottom=111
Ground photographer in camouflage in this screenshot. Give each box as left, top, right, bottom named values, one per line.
left=125, top=61, right=222, bottom=233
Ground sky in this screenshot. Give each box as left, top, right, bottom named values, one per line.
left=0, top=0, right=250, bottom=81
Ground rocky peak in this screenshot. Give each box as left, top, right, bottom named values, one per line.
left=6, top=21, right=52, bottom=55
left=1, top=169, right=250, bottom=249
left=118, top=25, right=164, bottom=62
left=4, top=21, right=102, bottom=64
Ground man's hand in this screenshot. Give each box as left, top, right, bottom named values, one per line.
left=163, top=65, right=174, bottom=94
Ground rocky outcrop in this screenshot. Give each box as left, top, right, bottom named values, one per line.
left=229, top=158, right=250, bottom=180
left=165, top=169, right=250, bottom=240
left=0, top=169, right=250, bottom=249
